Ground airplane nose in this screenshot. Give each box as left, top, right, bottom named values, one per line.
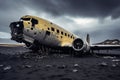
left=9, top=21, right=24, bottom=42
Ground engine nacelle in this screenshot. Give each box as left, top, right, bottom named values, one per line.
left=72, top=38, right=84, bottom=51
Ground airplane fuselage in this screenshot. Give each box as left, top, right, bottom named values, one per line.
left=9, top=15, right=90, bottom=54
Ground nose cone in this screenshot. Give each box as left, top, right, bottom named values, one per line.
left=9, top=21, right=24, bottom=43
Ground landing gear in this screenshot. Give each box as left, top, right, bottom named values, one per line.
left=25, top=40, right=39, bottom=52
left=24, top=40, right=52, bottom=55
left=24, top=40, right=84, bottom=57
left=39, top=45, right=51, bottom=55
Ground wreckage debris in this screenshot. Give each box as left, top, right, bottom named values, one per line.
left=72, top=69, right=78, bottom=73
left=112, top=59, right=120, bottom=62
left=103, top=56, right=116, bottom=59
left=25, top=65, right=32, bottom=68
left=73, top=64, right=79, bottom=67
left=112, top=64, right=117, bottom=67
left=46, top=65, right=52, bottom=68
left=3, top=65, right=12, bottom=70
left=98, top=62, right=108, bottom=67
left=20, top=52, right=48, bottom=60
left=0, top=64, right=4, bottom=67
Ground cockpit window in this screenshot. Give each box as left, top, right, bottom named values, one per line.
left=31, top=18, right=38, bottom=26
left=20, top=18, right=31, bottom=21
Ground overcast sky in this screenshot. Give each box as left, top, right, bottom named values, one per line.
left=0, top=0, right=120, bottom=43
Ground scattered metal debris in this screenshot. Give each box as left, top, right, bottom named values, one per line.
left=98, top=62, right=108, bottom=67
left=103, top=56, right=116, bottom=59
left=3, top=66, right=12, bottom=70
left=46, top=65, right=52, bottom=68
left=72, top=69, right=78, bottom=72
left=0, top=64, right=4, bottom=67
left=112, top=64, right=117, bottom=67
left=25, top=65, right=32, bottom=68
left=73, top=64, right=79, bottom=67
left=112, top=59, right=120, bottom=62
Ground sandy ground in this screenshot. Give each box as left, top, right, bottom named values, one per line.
left=0, top=44, right=120, bottom=80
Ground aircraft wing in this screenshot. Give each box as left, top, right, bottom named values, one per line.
left=90, top=45, right=120, bottom=50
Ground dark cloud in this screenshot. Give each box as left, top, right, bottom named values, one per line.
left=0, top=0, right=28, bottom=32
left=74, top=18, right=120, bottom=43
left=23, top=0, right=120, bottom=18
left=1, top=0, right=120, bottom=18
left=0, top=0, right=120, bottom=42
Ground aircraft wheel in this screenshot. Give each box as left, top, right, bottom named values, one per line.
left=25, top=40, right=39, bottom=52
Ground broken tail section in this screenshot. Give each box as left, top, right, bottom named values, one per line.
left=86, top=34, right=90, bottom=45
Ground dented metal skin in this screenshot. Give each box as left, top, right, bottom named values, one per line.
left=9, top=15, right=90, bottom=54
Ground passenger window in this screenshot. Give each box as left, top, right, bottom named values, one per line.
left=31, top=28, right=33, bottom=30
left=61, top=31, right=63, bottom=35
left=46, top=31, right=50, bottom=36
left=68, top=34, right=70, bottom=37
left=48, top=28, right=50, bottom=30
left=21, top=18, right=31, bottom=21
left=57, top=29, right=59, bottom=33
left=65, top=33, right=67, bottom=36
left=51, top=27, right=54, bottom=31
left=31, top=18, right=38, bottom=26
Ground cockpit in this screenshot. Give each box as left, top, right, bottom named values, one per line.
left=9, top=21, right=24, bottom=42
left=9, top=16, right=39, bottom=43
left=20, top=17, right=38, bottom=26
left=20, top=18, right=31, bottom=21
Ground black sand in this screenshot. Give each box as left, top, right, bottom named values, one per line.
left=0, top=44, right=120, bottom=80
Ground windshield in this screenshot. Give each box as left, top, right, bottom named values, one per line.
left=20, top=18, right=31, bottom=21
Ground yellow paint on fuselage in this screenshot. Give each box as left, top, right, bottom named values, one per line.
left=21, top=15, right=77, bottom=47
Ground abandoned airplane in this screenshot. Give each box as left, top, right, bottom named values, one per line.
left=9, top=15, right=120, bottom=55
